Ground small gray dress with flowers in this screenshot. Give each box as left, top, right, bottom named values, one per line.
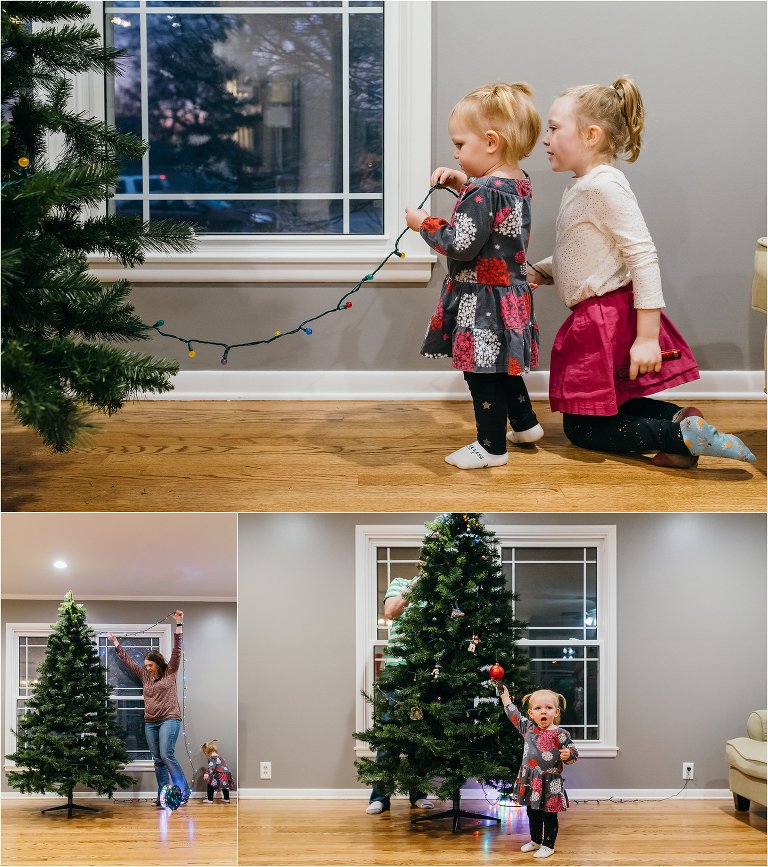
left=504, top=702, right=578, bottom=812
left=419, top=175, right=538, bottom=375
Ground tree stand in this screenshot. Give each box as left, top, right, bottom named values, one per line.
left=412, top=793, right=501, bottom=834
left=42, top=790, right=99, bottom=819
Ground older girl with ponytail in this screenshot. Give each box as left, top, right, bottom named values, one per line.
left=531, top=77, right=755, bottom=466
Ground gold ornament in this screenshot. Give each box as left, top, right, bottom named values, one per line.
left=18, top=157, right=30, bottom=168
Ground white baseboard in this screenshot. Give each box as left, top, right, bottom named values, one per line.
left=1, top=790, right=237, bottom=800
left=239, top=787, right=731, bottom=801
left=138, top=369, right=766, bottom=401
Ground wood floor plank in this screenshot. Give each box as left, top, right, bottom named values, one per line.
left=238, top=798, right=767, bottom=866
left=1, top=797, right=237, bottom=866
left=2, top=400, right=765, bottom=512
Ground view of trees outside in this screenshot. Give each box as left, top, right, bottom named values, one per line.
left=106, top=3, right=384, bottom=233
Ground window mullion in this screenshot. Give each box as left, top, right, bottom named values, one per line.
left=139, top=1, right=150, bottom=222
left=341, top=2, right=350, bottom=234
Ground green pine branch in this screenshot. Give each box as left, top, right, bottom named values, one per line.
left=2, top=0, right=196, bottom=450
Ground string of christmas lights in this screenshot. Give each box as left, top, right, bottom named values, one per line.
left=109, top=613, right=196, bottom=779
left=152, top=184, right=459, bottom=364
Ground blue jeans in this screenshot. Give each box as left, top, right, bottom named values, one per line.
left=144, top=719, right=189, bottom=800
left=369, top=688, right=427, bottom=809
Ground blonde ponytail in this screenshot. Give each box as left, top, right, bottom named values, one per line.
left=612, top=76, right=644, bottom=162
left=562, top=75, right=646, bottom=163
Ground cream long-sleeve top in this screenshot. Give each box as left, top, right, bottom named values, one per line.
left=533, top=164, right=665, bottom=310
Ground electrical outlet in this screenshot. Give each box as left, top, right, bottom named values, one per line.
left=260, top=761, right=272, bottom=780
left=682, top=762, right=694, bottom=780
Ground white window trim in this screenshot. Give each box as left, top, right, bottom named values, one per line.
left=73, top=1, right=435, bottom=284
left=354, top=524, right=618, bottom=759
left=4, top=622, right=172, bottom=772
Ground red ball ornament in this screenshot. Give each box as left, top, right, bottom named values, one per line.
left=489, top=663, right=505, bottom=681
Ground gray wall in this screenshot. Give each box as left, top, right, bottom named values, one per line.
left=238, top=512, right=766, bottom=792
left=127, top=1, right=765, bottom=373
left=2, top=599, right=237, bottom=795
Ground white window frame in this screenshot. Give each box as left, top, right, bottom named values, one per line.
left=4, top=622, right=173, bottom=772
left=354, top=524, right=618, bottom=759
left=73, top=1, right=435, bottom=284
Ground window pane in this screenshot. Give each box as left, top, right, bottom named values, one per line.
left=18, top=636, right=48, bottom=696
left=106, top=14, right=142, bottom=181
left=99, top=636, right=160, bottom=696
left=142, top=13, right=343, bottom=196
left=520, top=646, right=600, bottom=741
left=507, top=547, right=597, bottom=562
left=376, top=546, right=419, bottom=638
left=512, top=563, right=585, bottom=632
left=349, top=11, right=383, bottom=195
left=114, top=701, right=152, bottom=761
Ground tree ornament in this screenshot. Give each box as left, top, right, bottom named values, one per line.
left=489, top=663, right=505, bottom=681
left=17, top=157, right=30, bottom=168
left=409, top=706, right=423, bottom=720
left=432, top=666, right=440, bottom=679
left=468, top=635, right=480, bottom=653
left=450, top=607, right=464, bottom=619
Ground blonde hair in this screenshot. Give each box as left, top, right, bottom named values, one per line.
left=201, top=739, right=219, bottom=756
left=522, top=690, right=567, bottom=725
left=451, top=82, right=542, bottom=161
left=561, top=76, right=644, bottom=163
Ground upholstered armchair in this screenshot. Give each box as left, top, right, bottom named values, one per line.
left=726, top=709, right=767, bottom=811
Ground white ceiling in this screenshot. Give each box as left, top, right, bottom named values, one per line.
left=1, top=513, right=237, bottom=600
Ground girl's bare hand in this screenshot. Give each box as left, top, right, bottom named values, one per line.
left=429, top=167, right=467, bottom=191
left=405, top=207, right=428, bottom=231
left=559, top=748, right=571, bottom=761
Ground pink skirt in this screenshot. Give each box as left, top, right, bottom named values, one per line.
left=549, top=284, right=700, bottom=416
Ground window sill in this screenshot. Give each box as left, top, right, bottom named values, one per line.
left=88, top=238, right=436, bottom=284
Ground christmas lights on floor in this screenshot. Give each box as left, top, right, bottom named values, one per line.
left=152, top=185, right=458, bottom=365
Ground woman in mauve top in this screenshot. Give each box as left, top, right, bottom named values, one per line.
left=107, top=610, right=190, bottom=806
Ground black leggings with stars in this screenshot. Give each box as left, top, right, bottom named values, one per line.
left=527, top=806, right=559, bottom=849
left=563, top=397, right=690, bottom=455
left=463, top=372, right=539, bottom=455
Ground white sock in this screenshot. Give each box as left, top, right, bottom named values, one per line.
left=445, top=441, right=508, bottom=469
left=520, top=841, right=541, bottom=852
left=533, top=845, right=555, bottom=858
left=507, top=423, right=544, bottom=444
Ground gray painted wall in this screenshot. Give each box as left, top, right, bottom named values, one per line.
left=2, top=600, right=237, bottom=795
left=238, top=512, right=766, bottom=792
left=126, top=1, right=765, bottom=373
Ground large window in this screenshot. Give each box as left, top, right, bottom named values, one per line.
left=355, top=524, right=618, bottom=759
left=105, top=1, right=384, bottom=235
left=5, top=623, right=172, bottom=768
left=82, top=1, right=434, bottom=284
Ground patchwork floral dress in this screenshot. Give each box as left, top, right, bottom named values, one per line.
left=419, top=175, right=538, bottom=375
left=205, top=752, right=234, bottom=790
left=504, top=702, right=578, bottom=812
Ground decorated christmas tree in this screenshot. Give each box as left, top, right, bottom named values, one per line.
left=1, top=1, right=195, bottom=452
left=354, top=512, right=532, bottom=831
left=6, top=591, right=136, bottom=817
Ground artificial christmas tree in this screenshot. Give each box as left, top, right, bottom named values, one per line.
left=1, top=1, right=195, bottom=452
left=6, top=591, right=137, bottom=817
left=354, top=512, right=532, bottom=832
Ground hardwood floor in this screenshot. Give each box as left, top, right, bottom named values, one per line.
left=238, top=798, right=766, bottom=866
left=1, top=796, right=237, bottom=865
left=2, top=400, right=765, bottom=512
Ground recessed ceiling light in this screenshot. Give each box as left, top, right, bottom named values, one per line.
left=53, top=560, right=68, bottom=569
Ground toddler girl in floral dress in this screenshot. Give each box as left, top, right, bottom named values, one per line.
left=499, top=686, right=578, bottom=859
left=201, top=739, right=233, bottom=804
left=405, top=82, right=543, bottom=469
